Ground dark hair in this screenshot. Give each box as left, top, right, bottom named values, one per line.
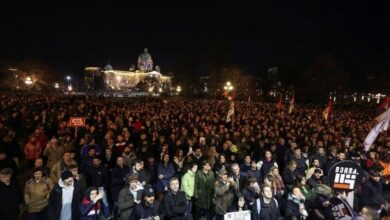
left=169, top=177, right=179, bottom=183
left=0, top=168, right=13, bottom=175
left=67, top=163, right=78, bottom=170
left=92, top=155, right=101, bottom=161
left=33, top=167, right=44, bottom=174
left=201, top=159, right=210, bottom=167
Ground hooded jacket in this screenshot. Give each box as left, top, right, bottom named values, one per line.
left=48, top=179, right=83, bottom=220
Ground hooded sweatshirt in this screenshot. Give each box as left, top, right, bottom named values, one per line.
left=59, top=179, right=74, bottom=220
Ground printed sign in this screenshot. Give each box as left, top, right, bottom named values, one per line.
left=224, top=210, right=251, bottom=220
left=70, top=117, right=86, bottom=127
left=330, top=197, right=355, bottom=220
left=328, top=160, right=363, bottom=192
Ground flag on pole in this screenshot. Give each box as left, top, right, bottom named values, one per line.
left=374, top=95, right=390, bottom=123
left=364, top=95, right=390, bottom=151
left=277, top=95, right=283, bottom=112
left=323, top=99, right=333, bottom=122
left=226, top=100, right=235, bottom=123
left=288, top=94, right=295, bottom=114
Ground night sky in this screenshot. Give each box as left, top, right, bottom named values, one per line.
left=1, top=1, right=390, bottom=87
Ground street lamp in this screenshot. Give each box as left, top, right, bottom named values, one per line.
left=176, top=86, right=182, bottom=93
left=54, top=83, right=59, bottom=89
left=224, top=81, right=233, bottom=91
left=25, top=76, right=33, bottom=85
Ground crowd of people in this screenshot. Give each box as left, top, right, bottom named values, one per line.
left=0, top=94, right=389, bottom=220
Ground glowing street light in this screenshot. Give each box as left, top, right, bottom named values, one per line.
left=224, top=81, right=233, bottom=91
left=176, top=86, right=182, bottom=93
left=158, top=87, right=163, bottom=93
left=148, top=87, right=154, bottom=92
left=68, top=85, right=73, bottom=91
left=54, top=83, right=59, bottom=89
left=66, top=76, right=71, bottom=81
left=25, top=76, right=33, bottom=85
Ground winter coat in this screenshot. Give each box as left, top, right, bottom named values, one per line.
left=48, top=179, right=84, bottom=220
left=156, top=162, right=175, bottom=192
left=0, top=181, right=21, bottom=220
left=242, top=186, right=258, bottom=205
left=250, top=196, right=281, bottom=220
left=51, top=160, right=72, bottom=183
left=359, top=178, right=385, bottom=210
left=43, top=146, right=64, bottom=169
left=213, top=179, right=238, bottom=215
left=86, top=165, right=110, bottom=189
left=194, top=170, right=215, bottom=209
left=181, top=170, right=195, bottom=199
left=128, top=200, right=165, bottom=220
left=24, top=177, right=54, bottom=212
left=163, top=190, right=190, bottom=220
left=117, top=186, right=143, bottom=220
left=111, top=165, right=130, bottom=202
left=79, top=188, right=110, bottom=220
left=247, top=169, right=262, bottom=184
left=285, top=194, right=307, bottom=220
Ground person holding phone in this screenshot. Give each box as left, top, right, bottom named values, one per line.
left=80, top=187, right=110, bottom=220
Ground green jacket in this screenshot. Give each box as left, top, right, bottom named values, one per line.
left=181, top=170, right=196, bottom=199
left=213, top=179, right=238, bottom=215
left=194, top=170, right=215, bottom=209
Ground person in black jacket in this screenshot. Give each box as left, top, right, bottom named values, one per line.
left=48, top=170, right=84, bottom=220
left=111, top=156, right=131, bottom=203
left=250, top=184, right=281, bottom=220
left=0, top=168, right=21, bottom=220
left=128, top=187, right=165, bottom=220
left=86, top=156, right=110, bottom=189
left=163, top=177, right=191, bottom=220
left=359, top=170, right=385, bottom=212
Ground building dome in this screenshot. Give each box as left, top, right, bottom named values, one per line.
left=104, top=62, right=113, bottom=71
left=137, top=48, right=153, bottom=72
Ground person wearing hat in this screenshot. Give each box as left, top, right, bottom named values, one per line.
left=213, top=167, right=238, bottom=220
left=359, top=169, right=385, bottom=212
left=48, top=170, right=84, bottom=220
left=128, top=187, right=164, bottom=220
left=117, top=173, right=143, bottom=220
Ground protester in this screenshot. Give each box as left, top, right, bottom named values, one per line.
left=0, top=168, right=21, bottom=220
left=250, top=184, right=281, bottom=220
left=194, top=160, right=215, bottom=220
left=163, top=177, right=191, bottom=219
left=48, top=170, right=84, bottom=220
left=117, top=174, right=143, bottom=220
left=24, top=168, right=54, bottom=220
left=80, top=187, right=110, bottom=220
left=128, top=187, right=165, bottom=220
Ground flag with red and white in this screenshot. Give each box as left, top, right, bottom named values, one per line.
left=288, top=95, right=295, bottom=114
left=364, top=95, right=390, bottom=151
left=226, top=100, right=235, bottom=123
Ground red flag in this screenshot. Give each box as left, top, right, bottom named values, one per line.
left=277, top=95, right=283, bottom=111
left=323, top=99, right=333, bottom=122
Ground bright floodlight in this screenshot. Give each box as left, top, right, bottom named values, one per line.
left=66, top=76, right=71, bottom=81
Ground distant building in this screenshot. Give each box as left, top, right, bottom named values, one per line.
left=103, top=48, right=171, bottom=91
left=85, top=48, right=172, bottom=92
